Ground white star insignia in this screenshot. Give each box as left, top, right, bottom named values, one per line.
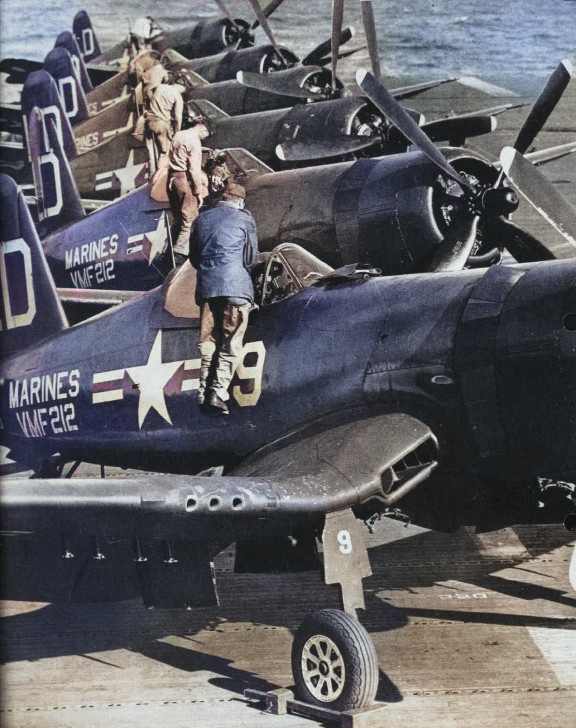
left=126, top=331, right=183, bottom=428
left=114, top=149, right=148, bottom=195
left=0, top=445, right=16, bottom=466
left=145, top=213, right=169, bottom=263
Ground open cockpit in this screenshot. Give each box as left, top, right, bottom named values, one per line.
left=163, top=242, right=334, bottom=321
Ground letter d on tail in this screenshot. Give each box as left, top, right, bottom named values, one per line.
left=0, top=175, right=67, bottom=358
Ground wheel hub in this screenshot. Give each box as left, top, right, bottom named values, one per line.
left=301, top=634, right=346, bottom=702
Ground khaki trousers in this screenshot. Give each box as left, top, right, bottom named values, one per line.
left=168, top=172, right=199, bottom=256
left=198, top=298, right=250, bottom=402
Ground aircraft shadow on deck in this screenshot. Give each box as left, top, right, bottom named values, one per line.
left=2, top=525, right=573, bottom=704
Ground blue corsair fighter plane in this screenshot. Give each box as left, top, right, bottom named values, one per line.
left=1, top=172, right=575, bottom=711
left=22, top=59, right=576, bottom=310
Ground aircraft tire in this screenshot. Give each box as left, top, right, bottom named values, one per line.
left=291, top=608, right=379, bottom=711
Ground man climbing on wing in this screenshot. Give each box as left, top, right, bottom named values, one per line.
left=167, top=115, right=212, bottom=267
left=143, top=64, right=183, bottom=173
left=189, top=183, right=259, bottom=415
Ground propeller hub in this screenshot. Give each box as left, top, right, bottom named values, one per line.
left=481, top=186, right=519, bottom=216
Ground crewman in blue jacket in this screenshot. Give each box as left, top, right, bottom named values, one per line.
left=189, top=183, right=259, bottom=414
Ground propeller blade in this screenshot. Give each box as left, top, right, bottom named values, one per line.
left=276, top=134, right=379, bottom=162
left=250, top=0, right=287, bottom=29
left=301, top=26, right=353, bottom=66
left=357, top=68, right=475, bottom=192
left=313, top=45, right=367, bottom=68
left=431, top=215, right=479, bottom=272
left=237, top=69, right=322, bottom=99
left=360, top=0, right=381, bottom=82
left=246, top=0, right=281, bottom=55
left=487, top=215, right=555, bottom=263
left=213, top=0, right=233, bottom=20
left=331, top=0, right=345, bottom=91
left=500, top=146, right=576, bottom=257
left=513, top=59, right=573, bottom=155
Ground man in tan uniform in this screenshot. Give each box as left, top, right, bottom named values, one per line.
left=144, top=65, right=183, bottom=173
left=167, top=116, right=211, bottom=266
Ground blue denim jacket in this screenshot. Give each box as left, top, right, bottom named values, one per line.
left=189, top=202, right=259, bottom=303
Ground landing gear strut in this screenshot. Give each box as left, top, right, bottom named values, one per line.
left=291, top=508, right=379, bottom=711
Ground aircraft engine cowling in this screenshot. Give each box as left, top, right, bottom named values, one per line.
left=186, top=67, right=335, bottom=116
left=186, top=18, right=254, bottom=57
left=245, top=149, right=498, bottom=272
left=153, top=18, right=255, bottom=59
left=277, top=97, right=383, bottom=156
left=186, top=80, right=296, bottom=117
left=456, top=260, right=576, bottom=483
left=185, top=45, right=299, bottom=84
left=334, top=149, right=498, bottom=273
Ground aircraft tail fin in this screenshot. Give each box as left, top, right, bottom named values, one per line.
left=0, top=175, right=68, bottom=359
left=28, top=104, right=86, bottom=236
left=43, top=46, right=89, bottom=125
left=21, top=70, right=77, bottom=160
left=55, top=30, right=94, bottom=94
left=73, top=10, right=102, bottom=63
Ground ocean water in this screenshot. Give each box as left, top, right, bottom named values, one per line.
left=0, top=0, right=575, bottom=96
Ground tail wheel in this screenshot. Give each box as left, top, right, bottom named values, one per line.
left=291, top=608, right=379, bottom=712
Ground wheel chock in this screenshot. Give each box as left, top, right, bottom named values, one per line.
left=244, top=689, right=388, bottom=726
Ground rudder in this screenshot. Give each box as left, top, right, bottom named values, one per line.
left=27, top=104, right=85, bottom=237
left=73, top=10, right=102, bottom=64
left=43, top=46, right=89, bottom=126
left=0, top=175, right=68, bottom=358
left=21, top=70, right=77, bottom=160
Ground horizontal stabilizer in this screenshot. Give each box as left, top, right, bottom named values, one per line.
left=0, top=57, right=42, bottom=83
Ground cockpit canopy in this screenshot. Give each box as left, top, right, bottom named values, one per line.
left=256, top=243, right=334, bottom=306
left=163, top=242, right=334, bottom=321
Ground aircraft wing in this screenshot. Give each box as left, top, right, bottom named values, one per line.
left=493, top=141, right=576, bottom=168
left=0, top=413, right=437, bottom=607
left=2, top=413, right=437, bottom=525
left=231, top=412, right=439, bottom=509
